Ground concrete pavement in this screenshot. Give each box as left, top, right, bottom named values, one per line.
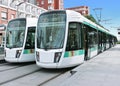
left=60, top=45, right=120, bottom=86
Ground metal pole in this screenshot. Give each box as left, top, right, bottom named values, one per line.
left=93, top=8, right=102, bottom=23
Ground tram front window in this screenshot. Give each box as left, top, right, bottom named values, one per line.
left=37, top=11, right=66, bottom=49
left=6, top=19, right=26, bottom=48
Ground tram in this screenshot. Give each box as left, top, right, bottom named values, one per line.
left=35, top=10, right=117, bottom=68
left=5, top=18, right=37, bottom=62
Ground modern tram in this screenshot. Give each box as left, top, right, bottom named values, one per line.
left=5, top=18, right=37, bottom=62
left=35, top=10, right=117, bottom=68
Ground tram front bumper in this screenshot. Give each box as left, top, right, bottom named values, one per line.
left=5, top=57, right=18, bottom=62
left=36, top=62, right=59, bottom=68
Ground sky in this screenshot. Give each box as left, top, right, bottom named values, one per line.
left=64, top=0, right=120, bottom=37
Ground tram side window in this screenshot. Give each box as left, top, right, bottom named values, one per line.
left=25, top=27, right=36, bottom=49
left=66, top=22, right=82, bottom=51
left=88, top=28, right=97, bottom=48
left=106, top=35, right=109, bottom=44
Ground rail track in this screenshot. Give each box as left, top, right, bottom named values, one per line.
left=0, top=62, right=73, bottom=86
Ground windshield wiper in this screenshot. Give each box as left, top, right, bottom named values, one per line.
left=7, top=46, right=13, bottom=49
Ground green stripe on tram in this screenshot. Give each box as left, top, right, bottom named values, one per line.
left=83, top=21, right=96, bottom=29
left=90, top=47, right=97, bottom=52
left=83, top=21, right=106, bottom=33
left=23, top=49, right=35, bottom=54
left=64, top=50, right=85, bottom=58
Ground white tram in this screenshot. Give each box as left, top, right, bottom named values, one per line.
left=35, top=10, right=117, bottom=68
left=5, top=18, right=37, bottom=62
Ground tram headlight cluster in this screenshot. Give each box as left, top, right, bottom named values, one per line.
left=36, top=51, right=40, bottom=62
left=54, top=52, right=62, bottom=63
left=16, top=50, right=22, bottom=58
left=4, top=50, right=6, bottom=57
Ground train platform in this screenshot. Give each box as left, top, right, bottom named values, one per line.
left=60, top=44, right=120, bottom=86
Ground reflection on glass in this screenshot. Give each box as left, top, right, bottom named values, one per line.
left=37, top=11, right=66, bottom=49
left=25, top=27, right=36, bottom=49
left=6, top=19, right=26, bottom=48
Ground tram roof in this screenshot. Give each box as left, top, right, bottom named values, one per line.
left=66, top=10, right=116, bottom=37
left=39, top=10, right=116, bottom=37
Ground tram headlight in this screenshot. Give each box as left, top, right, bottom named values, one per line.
left=36, top=51, right=40, bottom=62
left=16, top=50, right=22, bottom=58
left=54, top=52, right=62, bottom=63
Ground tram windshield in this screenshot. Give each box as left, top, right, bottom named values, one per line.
left=37, top=11, right=66, bottom=49
left=6, top=19, right=26, bottom=48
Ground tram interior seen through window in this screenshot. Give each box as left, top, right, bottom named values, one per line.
left=66, top=22, right=82, bottom=51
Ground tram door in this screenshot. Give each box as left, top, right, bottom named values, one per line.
left=84, top=25, right=89, bottom=60
left=83, top=25, right=88, bottom=60
left=98, top=31, right=102, bottom=53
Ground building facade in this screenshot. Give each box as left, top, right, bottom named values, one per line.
left=27, top=0, right=36, bottom=5
left=36, top=0, right=64, bottom=10
left=66, top=6, right=90, bottom=16
left=0, top=0, right=47, bottom=46
left=0, top=0, right=47, bottom=24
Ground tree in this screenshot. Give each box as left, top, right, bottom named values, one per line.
left=85, top=15, right=98, bottom=24
left=85, top=15, right=104, bottom=27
